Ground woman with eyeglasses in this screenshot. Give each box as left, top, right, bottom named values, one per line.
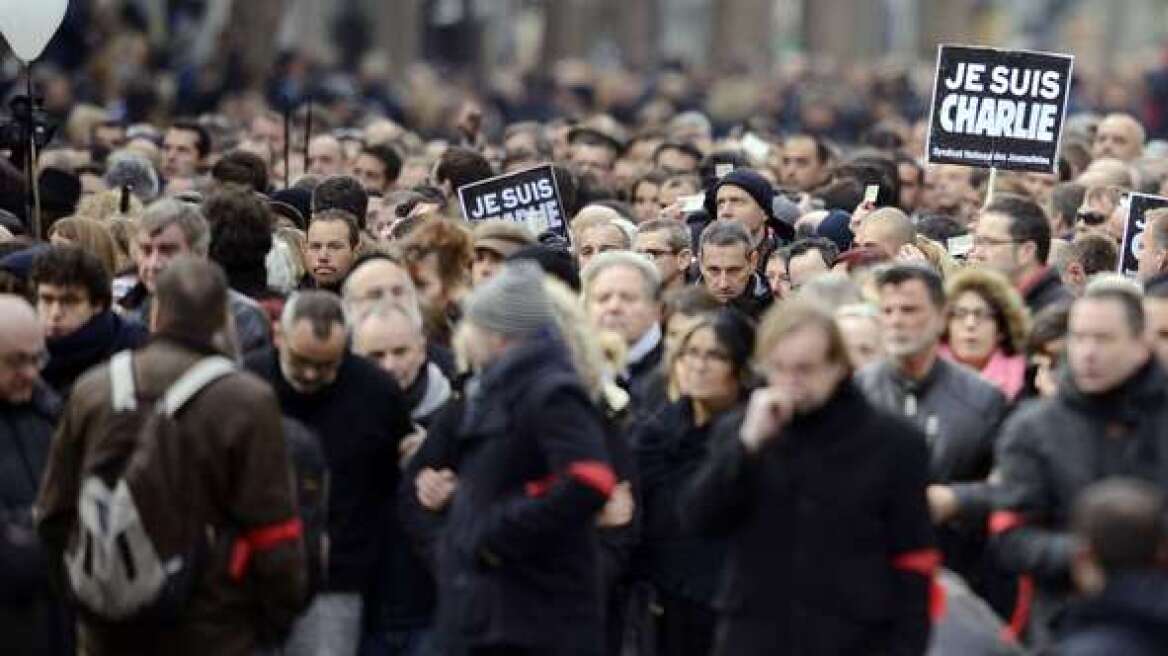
left=630, top=308, right=755, bottom=656
left=940, top=268, right=1031, bottom=402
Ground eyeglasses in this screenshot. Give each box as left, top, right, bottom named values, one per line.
left=950, top=307, right=996, bottom=324
left=1, top=350, right=49, bottom=372
left=1076, top=211, right=1108, bottom=226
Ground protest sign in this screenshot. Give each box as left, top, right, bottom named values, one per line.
left=926, top=45, right=1073, bottom=173
left=458, top=164, right=568, bottom=240
left=1119, top=192, right=1168, bottom=277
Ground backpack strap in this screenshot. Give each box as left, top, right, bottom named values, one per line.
left=109, top=350, right=138, bottom=412
left=160, top=356, right=237, bottom=417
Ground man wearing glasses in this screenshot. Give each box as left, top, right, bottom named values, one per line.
left=246, top=290, right=413, bottom=655
left=970, top=195, right=1071, bottom=315
left=0, top=295, right=61, bottom=654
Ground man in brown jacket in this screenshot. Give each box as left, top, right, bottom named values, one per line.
left=35, top=257, right=307, bottom=655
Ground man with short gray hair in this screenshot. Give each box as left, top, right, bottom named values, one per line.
left=697, top=220, right=773, bottom=319
left=583, top=251, right=663, bottom=405
left=246, top=290, right=413, bottom=656
left=118, top=198, right=272, bottom=356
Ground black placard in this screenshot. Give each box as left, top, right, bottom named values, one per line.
left=1119, top=193, right=1168, bottom=277
left=926, top=45, right=1073, bottom=173
left=457, top=164, right=568, bottom=239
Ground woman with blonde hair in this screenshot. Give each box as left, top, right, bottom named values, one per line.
left=941, top=267, right=1031, bottom=401
left=47, top=216, right=120, bottom=277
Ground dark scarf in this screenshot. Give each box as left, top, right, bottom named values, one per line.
left=43, top=311, right=148, bottom=394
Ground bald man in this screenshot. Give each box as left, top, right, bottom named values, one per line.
left=1092, top=113, right=1145, bottom=162
left=855, top=207, right=916, bottom=259
left=307, top=134, right=346, bottom=177
left=0, top=295, right=61, bottom=654
left=0, top=295, right=48, bottom=405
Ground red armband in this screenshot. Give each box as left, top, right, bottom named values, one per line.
left=567, top=461, right=616, bottom=497
left=989, top=511, right=1026, bottom=535
left=228, top=517, right=304, bottom=581
left=891, top=548, right=945, bottom=622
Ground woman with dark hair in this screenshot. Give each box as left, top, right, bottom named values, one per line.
left=631, top=170, right=668, bottom=224
left=631, top=308, right=756, bottom=656
left=1025, top=302, right=1070, bottom=399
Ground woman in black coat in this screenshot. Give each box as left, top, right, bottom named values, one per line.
left=631, top=309, right=755, bottom=656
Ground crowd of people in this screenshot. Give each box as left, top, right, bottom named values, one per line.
left=4, top=28, right=1168, bottom=656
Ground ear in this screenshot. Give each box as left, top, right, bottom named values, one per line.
left=747, top=249, right=759, bottom=270
left=1070, top=542, right=1105, bottom=595
left=677, top=248, right=694, bottom=267
left=1064, top=261, right=1085, bottom=287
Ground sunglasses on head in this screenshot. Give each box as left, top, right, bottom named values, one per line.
left=1076, top=211, right=1108, bottom=226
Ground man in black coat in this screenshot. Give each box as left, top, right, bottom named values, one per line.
left=991, top=279, right=1168, bottom=648
left=430, top=262, right=615, bottom=655
left=0, top=295, right=68, bottom=655
left=245, top=290, right=412, bottom=655
left=683, top=301, right=936, bottom=655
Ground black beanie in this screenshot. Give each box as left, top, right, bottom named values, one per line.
left=706, top=168, right=776, bottom=224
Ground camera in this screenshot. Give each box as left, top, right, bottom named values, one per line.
left=0, top=95, right=56, bottom=170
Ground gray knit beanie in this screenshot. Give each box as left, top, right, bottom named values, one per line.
left=463, top=261, right=555, bottom=337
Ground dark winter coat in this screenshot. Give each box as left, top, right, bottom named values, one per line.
left=1021, top=266, right=1072, bottom=317
left=682, top=382, right=936, bottom=656
left=0, top=384, right=69, bottom=655
left=245, top=348, right=413, bottom=592
left=429, top=334, right=613, bottom=653
left=855, top=357, right=1006, bottom=504
left=632, top=398, right=734, bottom=607
left=991, top=358, right=1168, bottom=647
left=1056, top=571, right=1168, bottom=656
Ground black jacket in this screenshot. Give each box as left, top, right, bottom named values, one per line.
left=43, top=310, right=148, bottom=397
left=728, top=273, right=774, bottom=321
left=0, top=385, right=69, bottom=655
left=632, top=398, right=734, bottom=606
left=430, top=335, right=613, bottom=653
left=855, top=357, right=1005, bottom=507
left=682, top=382, right=936, bottom=656
left=1056, top=572, right=1168, bottom=656
left=991, top=358, right=1168, bottom=646
left=622, top=330, right=664, bottom=416
left=365, top=361, right=453, bottom=632
left=244, top=349, right=412, bottom=592
left=1021, top=266, right=1072, bottom=317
